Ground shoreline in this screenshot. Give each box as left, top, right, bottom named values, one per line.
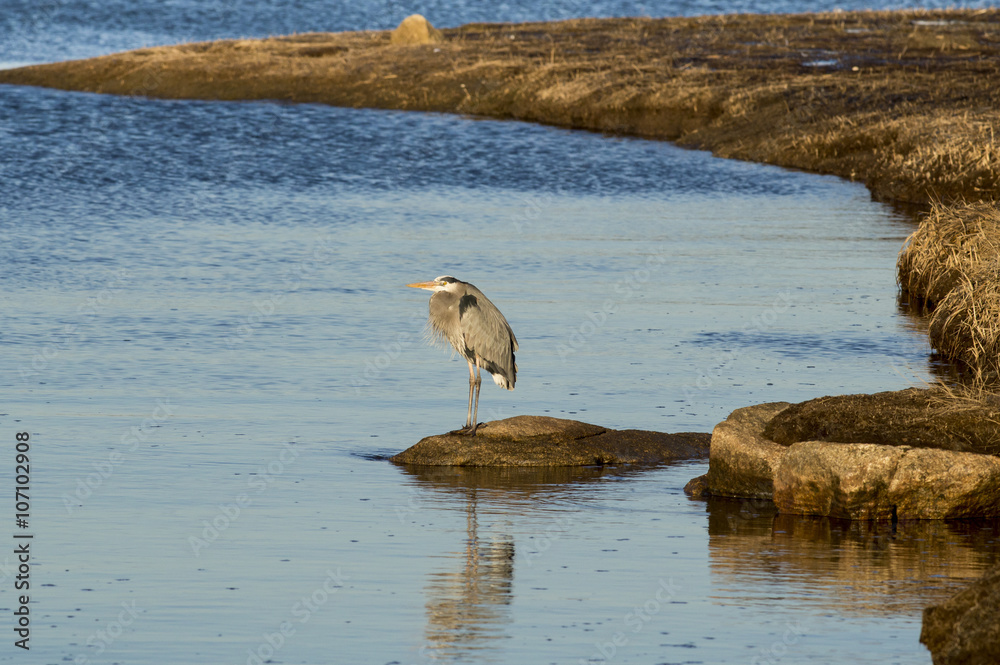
left=1, top=9, right=998, bottom=205
left=2, top=9, right=998, bottom=372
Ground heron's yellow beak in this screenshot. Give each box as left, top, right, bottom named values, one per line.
left=407, top=281, right=438, bottom=290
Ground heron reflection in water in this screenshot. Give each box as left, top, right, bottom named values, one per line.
left=407, top=276, right=518, bottom=435
left=422, top=489, right=515, bottom=660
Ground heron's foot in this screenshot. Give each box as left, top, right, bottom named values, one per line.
left=449, top=424, right=482, bottom=436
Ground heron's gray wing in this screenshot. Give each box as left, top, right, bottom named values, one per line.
left=458, top=292, right=517, bottom=389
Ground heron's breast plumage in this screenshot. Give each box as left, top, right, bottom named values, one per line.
left=428, top=291, right=465, bottom=355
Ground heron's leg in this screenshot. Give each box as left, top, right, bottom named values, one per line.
left=470, top=361, right=482, bottom=435
left=465, top=359, right=476, bottom=429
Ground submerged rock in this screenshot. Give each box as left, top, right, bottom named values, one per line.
left=682, top=473, right=709, bottom=497
left=391, top=415, right=710, bottom=466
left=390, top=14, right=443, bottom=45
left=921, top=563, right=1000, bottom=665
left=704, top=389, right=1000, bottom=519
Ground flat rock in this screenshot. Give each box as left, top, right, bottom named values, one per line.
left=921, top=563, right=1000, bottom=664
left=391, top=415, right=710, bottom=466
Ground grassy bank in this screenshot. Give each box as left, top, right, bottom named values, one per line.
left=898, top=203, right=1000, bottom=382
left=1, top=9, right=999, bottom=204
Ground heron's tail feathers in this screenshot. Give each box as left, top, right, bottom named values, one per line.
left=483, top=356, right=516, bottom=391
left=491, top=372, right=514, bottom=390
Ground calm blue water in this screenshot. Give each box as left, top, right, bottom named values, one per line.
left=2, top=2, right=998, bottom=664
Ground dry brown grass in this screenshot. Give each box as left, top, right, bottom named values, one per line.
left=897, top=202, right=1000, bottom=304
left=929, top=262, right=1000, bottom=383
left=1, top=9, right=999, bottom=204
left=925, top=381, right=1000, bottom=452
left=898, top=202, right=1000, bottom=381
left=928, top=379, right=1000, bottom=412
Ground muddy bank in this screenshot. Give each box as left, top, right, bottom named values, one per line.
left=2, top=10, right=999, bottom=204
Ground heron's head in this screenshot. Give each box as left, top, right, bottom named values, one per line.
left=406, top=275, right=460, bottom=292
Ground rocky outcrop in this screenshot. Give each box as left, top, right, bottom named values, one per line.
left=771, top=442, right=1000, bottom=519
left=891, top=447, right=1000, bottom=518
left=705, top=402, right=791, bottom=499
left=390, top=14, right=443, bottom=45
left=772, top=441, right=907, bottom=520
left=704, top=391, right=1000, bottom=519
left=391, top=415, right=710, bottom=466
left=921, top=563, right=1000, bottom=664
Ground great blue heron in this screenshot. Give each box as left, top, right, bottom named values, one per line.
left=407, top=276, right=518, bottom=435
